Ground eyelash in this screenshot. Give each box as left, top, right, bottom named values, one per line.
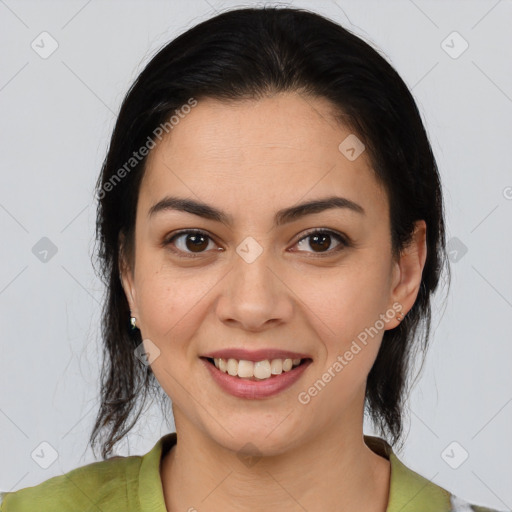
left=163, top=228, right=350, bottom=259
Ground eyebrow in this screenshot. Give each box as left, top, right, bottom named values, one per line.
left=147, top=195, right=365, bottom=226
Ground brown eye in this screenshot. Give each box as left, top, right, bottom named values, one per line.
left=294, top=230, right=347, bottom=255
left=183, top=233, right=210, bottom=252
left=165, top=230, right=216, bottom=256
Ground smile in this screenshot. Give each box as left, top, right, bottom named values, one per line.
left=210, top=357, right=303, bottom=380
left=201, top=355, right=312, bottom=399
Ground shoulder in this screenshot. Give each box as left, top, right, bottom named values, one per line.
left=0, top=455, right=142, bottom=512
left=395, top=459, right=509, bottom=512
left=397, top=462, right=507, bottom=512
left=364, top=436, right=508, bottom=512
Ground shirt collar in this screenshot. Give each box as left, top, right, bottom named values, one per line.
left=138, top=432, right=451, bottom=512
left=363, top=434, right=451, bottom=511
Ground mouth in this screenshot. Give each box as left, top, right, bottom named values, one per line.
left=201, top=356, right=312, bottom=381
left=200, top=352, right=312, bottom=399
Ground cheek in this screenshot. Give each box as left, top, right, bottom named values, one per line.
left=297, top=258, right=392, bottom=337
left=290, top=259, right=393, bottom=397
left=134, top=257, right=219, bottom=347
left=294, top=265, right=392, bottom=410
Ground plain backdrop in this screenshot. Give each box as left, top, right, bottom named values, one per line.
left=1, top=0, right=511, bottom=509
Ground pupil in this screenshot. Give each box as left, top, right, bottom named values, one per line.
left=310, top=233, right=330, bottom=252
left=186, top=234, right=208, bottom=252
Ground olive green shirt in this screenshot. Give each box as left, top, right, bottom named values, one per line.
left=0, top=433, right=505, bottom=511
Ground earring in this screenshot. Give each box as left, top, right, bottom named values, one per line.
left=396, top=311, right=406, bottom=322
left=130, top=315, right=137, bottom=330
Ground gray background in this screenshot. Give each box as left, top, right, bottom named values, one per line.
left=1, top=0, right=511, bottom=509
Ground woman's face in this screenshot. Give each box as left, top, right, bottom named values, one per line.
left=121, top=92, right=424, bottom=455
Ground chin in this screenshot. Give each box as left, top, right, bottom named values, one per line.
left=203, top=414, right=307, bottom=458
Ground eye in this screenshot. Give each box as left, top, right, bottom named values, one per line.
left=164, top=229, right=219, bottom=257
left=292, top=229, right=348, bottom=255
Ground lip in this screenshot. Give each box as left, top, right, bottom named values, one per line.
left=201, top=357, right=312, bottom=399
left=201, top=348, right=311, bottom=362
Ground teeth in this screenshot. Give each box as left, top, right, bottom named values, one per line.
left=270, top=359, right=282, bottom=375
left=218, top=358, right=228, bottom=372
left=282, top=358, right=293, bottom=372
left=254, top=360, right=271, bottom=379
left=237, top=359, right=253, bottom=378
left=227, top=358, right=238, bottom=376
left=212, top=357, right=303, bottom=380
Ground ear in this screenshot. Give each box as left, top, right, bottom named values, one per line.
left=118, top=232, right=138, bottom=316
left=387, top=220, right=427, bottom=329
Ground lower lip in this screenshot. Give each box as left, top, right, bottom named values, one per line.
left=202, top=358, right=311, bottom=399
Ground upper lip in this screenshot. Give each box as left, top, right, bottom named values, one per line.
left=201, top=348, right=311, bottom=362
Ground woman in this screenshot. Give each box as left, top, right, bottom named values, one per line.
left=0, top=6, right=505, bottom=512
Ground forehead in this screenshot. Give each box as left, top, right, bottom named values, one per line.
left=140, top=92, right=387, bottom=221
left=146, top=93, right=361, bottom=168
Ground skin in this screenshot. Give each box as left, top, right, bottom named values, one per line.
left=120, top=91, right=427, bottom=512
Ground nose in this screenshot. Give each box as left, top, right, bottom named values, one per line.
left=214, top=244, right=294, bottom=332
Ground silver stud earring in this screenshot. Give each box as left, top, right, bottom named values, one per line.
left=396, top=312, right=406, bottom=322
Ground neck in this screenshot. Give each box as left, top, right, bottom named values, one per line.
left=160, top=409, right=390, bottom=512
